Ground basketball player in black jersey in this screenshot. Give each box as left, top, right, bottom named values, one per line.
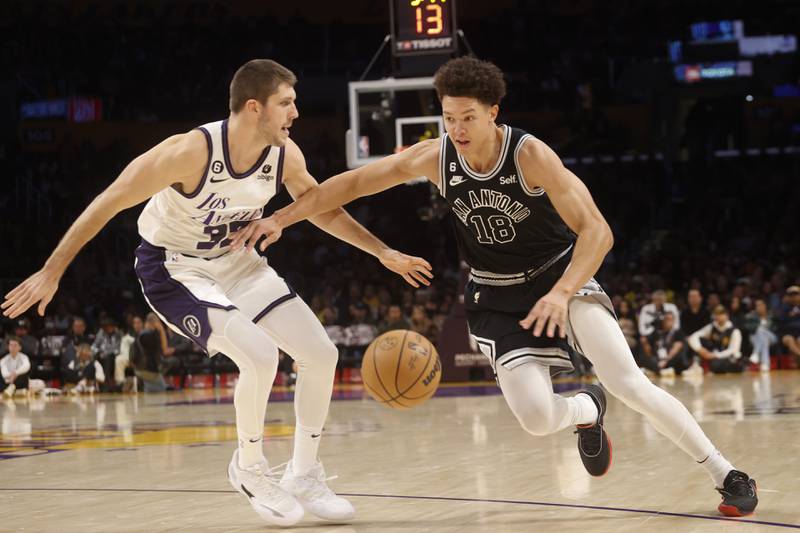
left=231, top=57, right=758, bottom=517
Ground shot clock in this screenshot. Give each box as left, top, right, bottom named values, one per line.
left=390, top=0, right=457, bottom=56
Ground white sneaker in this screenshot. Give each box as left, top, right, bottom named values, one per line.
left=281, top=460, right=355, bottom=521
left=228, top=449, right=304, bottom=526
left=3, top=384, right=15, bottom=398
left=659, top=367, right=676, bottom=377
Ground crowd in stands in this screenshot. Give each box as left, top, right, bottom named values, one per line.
left=3, top=0, right=798, bottom=394
left=1, top=257, right=798, bottom=396
left=613, top=285, right=800, bottom=378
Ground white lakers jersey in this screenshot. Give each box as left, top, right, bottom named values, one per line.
left=137, top=119, right=284, bottom=258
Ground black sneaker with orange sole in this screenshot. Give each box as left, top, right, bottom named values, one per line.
left=717, top=470, right=758, bottom=517
left=574, top=384, right=612, bottom=477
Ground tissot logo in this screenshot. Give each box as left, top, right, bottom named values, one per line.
left=499, top=174, right=517, bottom=185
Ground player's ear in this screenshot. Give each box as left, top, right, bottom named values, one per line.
left=245, top=99, right=261, bottom=115
left=488, top=104, right=499, bottom=123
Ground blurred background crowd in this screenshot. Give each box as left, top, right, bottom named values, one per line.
left=1, top=0, right=799, bottom=393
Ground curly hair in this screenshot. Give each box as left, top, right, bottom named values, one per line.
left=433, top=56, right=507, bottom=106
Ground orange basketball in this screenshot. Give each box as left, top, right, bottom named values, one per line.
left=361, top=330, right=441, bottom=409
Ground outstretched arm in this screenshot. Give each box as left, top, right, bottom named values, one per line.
left=230, top=138, right=441, bottom=251
left=279, top=140, right=433, bottom=287
left=2, top=131, right=208, bottom=318
left=516, top=137, right=614, bottom=338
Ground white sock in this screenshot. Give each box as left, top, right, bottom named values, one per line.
left=292, top=424, right=322, bottom=475
left=238, top=436, right=265, bottom=469
left=698, top=449, right=735, bottom=487
left=207, top=309, right=279, bottom=470
left=574, top=392, right=600, bottom=426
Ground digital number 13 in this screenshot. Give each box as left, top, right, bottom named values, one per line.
left=415, top=4, right=443, bottom=35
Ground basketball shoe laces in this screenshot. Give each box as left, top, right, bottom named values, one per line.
left=244, top=462, right=292, bottom=497
left=284, top=462, right=340, bottom=501
left=717, top=470, right=755, bottom=498
left=574, top=423, right=602, bottom=455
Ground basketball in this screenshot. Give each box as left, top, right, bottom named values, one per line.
left=361, top=330, right=441, bottom=409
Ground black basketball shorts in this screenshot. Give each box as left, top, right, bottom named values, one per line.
left=464, top=258, right=613, bottom=376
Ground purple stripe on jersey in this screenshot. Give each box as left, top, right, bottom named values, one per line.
left=171, top=127, right=212, bottom=199
left=221, top=119, right=272, bottom=179
left=252, top=286, right=297, bottom=324
left=134, top=240, right=235, bottom=351
left=275, top=146, right=286, bottom=195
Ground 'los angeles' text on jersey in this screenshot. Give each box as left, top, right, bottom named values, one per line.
left=438, top=125, right=575, bottom=274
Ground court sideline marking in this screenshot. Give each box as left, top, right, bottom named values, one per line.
left=0, top=487, right=795, bottom=529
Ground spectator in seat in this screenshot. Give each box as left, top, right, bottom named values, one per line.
left=92, top=317, right=122, bottom=390
left=378, top=304, right=411, bottom=334
left=1, top=337, right=31, bottom=397
left=35, top=319, right=64, bottom=383
left=639, top=312, right=688, bottom=376
left=681, top=289, right=710, bottom=338
left=67, top=316, right=94, bottom=346
left=61, top=317, right=95, bottom=366
left=343, top=302, right=377, bottom=359
left=688, top=305, right=744, bottom=374
left=638, top=290, right=680, bottom=340
left=131, top=313, right=169, bottom=393
left=51, top=303, right=72, bottom=334
left=744, top=298, right=778, bottom=372
left=63, top=343, right=105, bottom=393
left=116, top=316, right=143, bottom=392
left=319, top=306, right=345, bottom=346
left=706, top=292, right=721, bottom=313
left=778, top=285, right=800, bottom=360
left=681, top=289, right=710, bottom=364
left=1, top=318, right=39, bottom=358
left=616, top=299, right=639, bottom=356
left=410, top=304, right=437, bottom=340
left=161, top=327, right=191, bottom=386
left=39, top=319, right=66, bottom=359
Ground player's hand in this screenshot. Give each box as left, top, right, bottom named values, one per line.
left=229, top=217, right=283, bottom=252
left=520, top=288, right=569, bottom=338
left=1, top=267, right=61, bottom=318
left=378, top=249, right=433, bottom=288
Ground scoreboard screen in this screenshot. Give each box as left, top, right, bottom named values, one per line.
left=390, top=0, right=457, bottom=56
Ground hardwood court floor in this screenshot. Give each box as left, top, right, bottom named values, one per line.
left=1, top=371, right=798, bottom=532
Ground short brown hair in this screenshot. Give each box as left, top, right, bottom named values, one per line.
left=433, top=56, right=506, bottom=106
left=229, top=59, right=297, bottom=113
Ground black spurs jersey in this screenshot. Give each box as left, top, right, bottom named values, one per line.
left=438, top=125, right=575, bottom=274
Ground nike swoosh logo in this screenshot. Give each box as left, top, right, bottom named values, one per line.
left=210, top=176, right=229, bottom=183
left=449, top=176, right=466, bottom=186
left=248, top=437, right=262, bottom=443
left=240, top=484, right=285, bottom=518
left=311, top=433, right=321, bottom=438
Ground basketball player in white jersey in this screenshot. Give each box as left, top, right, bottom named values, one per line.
left=231, top=57, right=758, bottom=517
left=2, top=59, right=433, bottom=526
